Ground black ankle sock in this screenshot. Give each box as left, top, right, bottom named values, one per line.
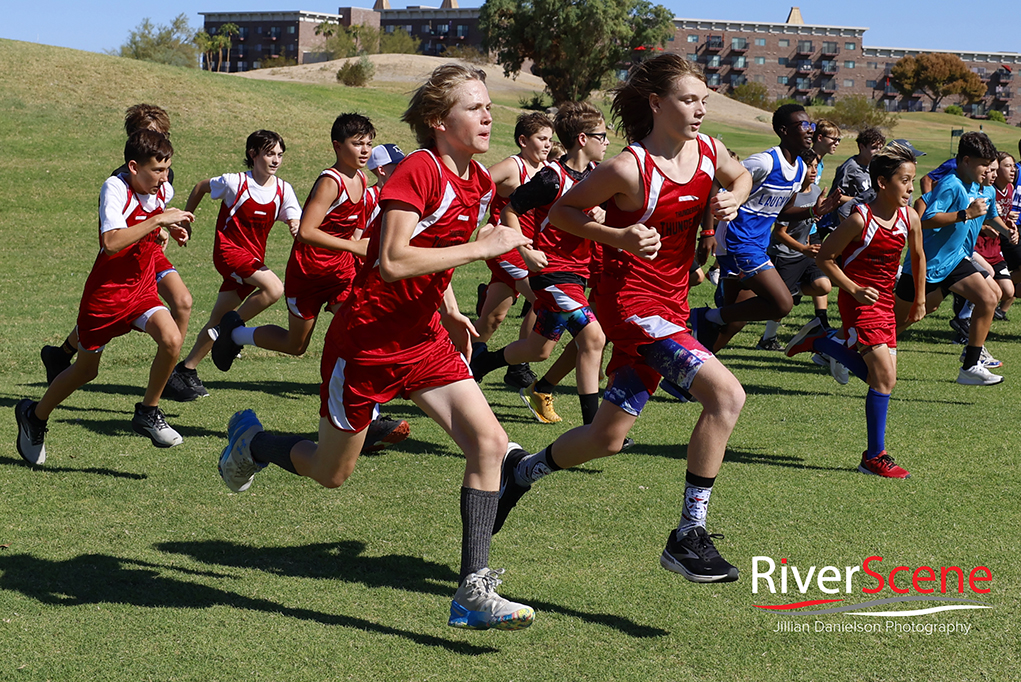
left=963, top=345, right=982, bottom=368
left=250, top=432, right=301, bottom=474
left=535, top=377, right=556, bottom=394
left=543, top=444, right=565, bottom=472
left=61, top=339, right=77, bottom=356
left=474, top=347, right=511, bottom=378
left=815, top=309, right=829, bottom=327
left=686, top=470, right=716, bottom=489
left=579, top=393, right=600, bottom=425
left=28, top=402, right=47, bottom=426
left=460, top=487, right=498, bottom=581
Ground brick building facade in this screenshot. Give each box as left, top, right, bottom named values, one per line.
left=200, top=5, right=1020, bottom=124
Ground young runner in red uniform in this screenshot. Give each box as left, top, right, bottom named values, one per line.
left=786, top=143, right=926, bottom=478
left=17, top=131, right=194, bottom=464
left=217, top=65, right=535, bottom=631
left=470, top=102, right=610, bottom=426
left=492, top=55, right=753, bottom=583
left=41, top=105, right=196, bottom=402
left=174, top=130, right=301, bottom=388
left=473, top=112, right=553, bottom=389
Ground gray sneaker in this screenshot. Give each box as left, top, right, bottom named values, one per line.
left=957, top=364, right=1004, bottom=386
left=218, top=409, right=265, bottom=492
left=15, top=399, right=46, bottom=465
left=448, top=568, right=534, bottom=630
left=132, top=403, right=183, bottom=448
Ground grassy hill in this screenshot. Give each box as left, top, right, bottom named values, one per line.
left=1, top=40, right=1019, bottom=682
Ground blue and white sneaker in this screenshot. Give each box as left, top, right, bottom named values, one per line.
left=449, top=568, right=534, bottom=630
left=218, top=409, right=266, bottom=493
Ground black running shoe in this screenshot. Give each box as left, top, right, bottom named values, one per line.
left=949, top=316, right=971, bottom=338
left=756, top=336, right=783, bottom=352
left=660, top=526, right=739, bottom=583
left=619, top=437, right=636, bottom=452
left=475, top=283, right=488, bottom=318
left=211, top=311, right=245, bottom=372
left=41, top=345, right=72, bottom=385
left=503, top=363, right=537, bottom=389
left=162, top=366, right=202, bottom=402
left=493, top=444, right=532, bottom=535
left=180, top=366, right=210, bottom=398
left=994, top=307, right=1008, bottom=322
left=362, top=415, right=410, bottom=453
left=15, top=399, right=47, bottom=465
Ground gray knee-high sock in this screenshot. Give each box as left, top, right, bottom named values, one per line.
left=460, top=487, right=499, bottom=582
left=251, top=432, right=303, bottom=474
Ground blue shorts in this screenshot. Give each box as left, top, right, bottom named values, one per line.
left=533, top=305, right=597, bottom=342
left=603, top=335, right=710, bottom=417
left=717, top=248, right=774, bottom=281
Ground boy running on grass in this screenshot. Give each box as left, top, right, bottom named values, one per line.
left=472, top=112, right=554, bottom=390
left=785, top=143, right=926, bottom=478
left=470, top=102, right=609, bottom=427
left=173, top=130, right=301, bottom=389
left=894, top=132, right=1016, bottom=385
left=691, top=104, right=841, bottom=353
left=495, top=54, right=753, bottom=582
left=17, top=131, right=194, bottom=464
left=211, top=116, right=408, bottom=452
left=42, top=105, right=196, bottom=402
left=216, top=65, right=535, bottom=631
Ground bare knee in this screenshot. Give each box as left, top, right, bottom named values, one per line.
left=319, top=471, right=350, bottom=489
left=263, top=279, right=284, bottom=303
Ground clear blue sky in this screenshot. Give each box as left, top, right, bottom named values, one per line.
left=1, top=1, right=1017, bottom=57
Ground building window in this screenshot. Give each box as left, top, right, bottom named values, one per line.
left=731, top=37, right=748, bottom=50
left=755, top=38, right=766, bottom=46
left=867, top=61, right=878, bottom=69
left=778, top=39, right=789, bottom=47
left=253, top=61, right=261, bottom=69
left=732, top=56, right=746, bottom=68
left=753, top=74, right=765, bottom=83
left=706, top=55, right=721, bottom=67
left=797, top=40, right=813, bottom=53
left=437, top=24, right=449, bottom=34
left=823, top=41, right=837, bottom=53
left=707, top=74, right=721, bottom=86
left=843, top=79, right=854, bottom=87
left=457, top=24, right=468, bottom=37
left=846, top=42, right=856, bottom=50
left=256, top=26, right=263, bottom=35
left=688, top=34, right=699, bottom=43
left=778, top=76, right=789, bottom=85
left=237, top=61, right=247, bottom=71
left=867, top=80, right=877, bottom=88
left=754, top=56, right=765, bottom=65
left=269, top=26, right=281, bottom=39
left=778, top=57, right=787, bottom=66
left=844, top=60, right=855, bottom=69
left=238, top=27, right=248, bottom=39
left=288, top=26, right=295, bottom=34
left=385, top=25, right=395, bottom=33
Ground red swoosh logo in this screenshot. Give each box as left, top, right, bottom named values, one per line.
left=753, top=599, right=844, bottom=610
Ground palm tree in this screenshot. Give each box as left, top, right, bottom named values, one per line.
left=218, top=23, right=239, bottom=71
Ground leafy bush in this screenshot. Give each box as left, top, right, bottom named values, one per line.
left=772, top=97, right=800, bottom=109
left=258, top=56, right=297, bottom=69
left=944, top=104, right=964, bottom=116
left=442, top=44, right=489, bottom=64
left=519, top=92, right=552, bottom=111
left=828, top=94, right=899, bottom=132
left=729, top=82, right=770, bottom=111
left=988, top=109, right=1007, bottom=123
left=379, top=27, right=421, bottom=54
left=337, top=57, right=375, bottom=87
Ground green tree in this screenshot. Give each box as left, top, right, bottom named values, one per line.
left=379, top=27, right=421, bottom=54
left=729, top=82, right=770, bottom=110
left=828, top=94, right=899, bottom=132
left=216, top=23, right=239, bottom=72
left=118, top=14, right=198, bottom=68
left=193, top=30, right=215, bottom=71
left=479, top=0, right=674, bottom=104
left=890, top=53, right=987, bottom=112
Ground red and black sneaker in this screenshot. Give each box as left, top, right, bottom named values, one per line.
left=784, top=318, right=826, bottom=357
left=361, top=416, right=410, bottom=453
left=857, top=451, right=910, bottom=479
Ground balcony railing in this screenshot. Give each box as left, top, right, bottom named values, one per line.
left=706, top=36, right=724, bottom=51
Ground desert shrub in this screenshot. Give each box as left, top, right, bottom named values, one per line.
left=944, top=104, right=964, bottom=116
left=442, top=44, right=489, bottom=64
left=337, top=56, right=375, bottom=87
left=988, top=110, right=1006, bottom=123
left=829, top=94, right=899, bottom=132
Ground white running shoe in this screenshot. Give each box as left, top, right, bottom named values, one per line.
left=829, top=356, right=850, bottom=385
left=132, top=403, right=183, bottom=448
left=15, top=399, right=46, bottom=465
left=957, top=364, right=1004, bottom=386
left=448, top=568, right=534, bottom=630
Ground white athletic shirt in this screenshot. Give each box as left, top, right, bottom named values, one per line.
left=209, top=172, right=302, bottom=222
left=99, top=177, right=175, bottom=234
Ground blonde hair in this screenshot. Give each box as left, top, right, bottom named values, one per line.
left=547, top=140, right=566, bottom=160
left=402, top=64, right=487, bottom=148
left=554, top=101, right=604, bottom=149
left=612, top=54, right=705, bottom=143
left=813, top=118, right=840, bottom=141
left=124, top=104, right=171, bottom=136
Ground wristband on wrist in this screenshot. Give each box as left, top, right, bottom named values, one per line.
left=957, top=209, right=967, bottom=223
left=700, top=230, right=715, bottom=238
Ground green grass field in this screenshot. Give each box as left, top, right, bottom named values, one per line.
left=1, top=40, right=1020, bottom=682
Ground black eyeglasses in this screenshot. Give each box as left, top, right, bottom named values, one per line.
left=586, top=131, right=608, bottom=141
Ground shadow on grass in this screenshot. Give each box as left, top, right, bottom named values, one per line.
left=157, top=540, right=667, bottom=638
left=0, top=552, right=496, bottom=656
left=200, top=378, right=320, bottom=400
left=0, top=454, right=148, bottom=479
left=631, top=444, right=847, bottom=472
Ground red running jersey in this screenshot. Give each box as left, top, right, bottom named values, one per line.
left=840, top=203, right=909, bottom=308
left=213, top=173, right=287, bottom=262
left=599, top=136, right=718, bottom=329
left=286, top=168, right=367, bottom=285
left=532, top=160, right=596, bottom=277
left=82, top=175, right=168, bottom=318
left=489, top=155, right=542, bottom=268
left=330, top=149, right=494, bottom=364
